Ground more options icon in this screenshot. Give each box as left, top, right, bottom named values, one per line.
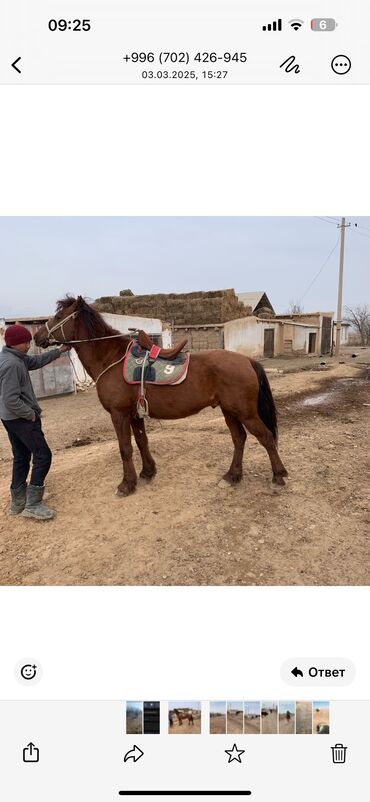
left=331, top=55, right=351, bottom=75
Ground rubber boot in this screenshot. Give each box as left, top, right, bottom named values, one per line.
left=9, top=483, right=27, bottom=515
left=21, top=484, right=55, bottom=520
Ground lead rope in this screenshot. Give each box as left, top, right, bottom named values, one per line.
left=67, top=351, right=91, bottom=392
left=65, top=339, right=134, bottom=390
left=94, top=339, right=134, bottom=385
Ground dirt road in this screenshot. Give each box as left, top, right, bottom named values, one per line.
left=210, top=715, right=226, bottom=734
left=296, top=702, right=312, bottom=734
left=278, top=714, right=295, bottom=734
left=0, top=362, right=369, bottom=585
left=313, top=706, right=330, bottom=733
left=244, top=717, right=261, bottom=734
left=227, top=711, right=243, bottom=734
left=261, top=710, right=278, bottom=734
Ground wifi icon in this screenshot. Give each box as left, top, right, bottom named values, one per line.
left=289, top=19, right=304, bottom=30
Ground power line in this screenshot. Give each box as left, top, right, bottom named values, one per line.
left=299, top=233, right=341, bottom=303
left=314, top=216, right=340, bottom=226
left=352, top=221, right=370, bottom=233
left=350, top=227, right=370, bottom=240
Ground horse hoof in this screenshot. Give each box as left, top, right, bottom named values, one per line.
left=222, top=472, right=242, bottom=485
left=140, top=468, right=156, bottom=480
left=114, top=482, right=136, bottom=497
left=272, top=475, right=285, bottom=487
left=218, top=478, right=234, bottom=489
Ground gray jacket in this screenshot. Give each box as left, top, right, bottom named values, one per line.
left=0, top=346, right=61, bottom=421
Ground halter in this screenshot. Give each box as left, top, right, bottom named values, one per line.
left=44, top=310, right=79, bottom=344
left=43, top=309, right=134, bottom=386
left=44, top=309, right=128, bottom=345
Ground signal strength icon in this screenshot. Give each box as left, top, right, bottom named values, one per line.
left=262, top=18, right=282, bottom=32
left=289, top=19, right=304, bottom=30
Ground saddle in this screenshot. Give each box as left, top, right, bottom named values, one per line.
left=136, top=330, right=188, bottom=360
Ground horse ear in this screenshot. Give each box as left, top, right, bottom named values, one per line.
left=76, top=295, right=84, bottom=308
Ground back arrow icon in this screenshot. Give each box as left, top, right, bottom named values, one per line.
left=12, top=57, right=22, bottom=74
left=291, top=666, right=304, bottom=678
left=124, top=745, right=144, bottom=763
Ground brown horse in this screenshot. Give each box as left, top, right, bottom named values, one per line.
left=173, top=708, right=194, bottom=726
left=34, top=296, right=288, bottom=497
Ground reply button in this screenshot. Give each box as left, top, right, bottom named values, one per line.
left=281, top=658, right=355, bottom=686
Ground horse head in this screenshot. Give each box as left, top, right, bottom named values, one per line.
left=35, top=295, right=85, bottom=348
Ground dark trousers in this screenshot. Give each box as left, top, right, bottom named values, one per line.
left=1, top=415, right=52, bottom=489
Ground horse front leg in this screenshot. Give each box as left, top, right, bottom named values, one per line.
left=130, top=416, right=157, bottom=480
left=111, top=411, right=137, bottom=496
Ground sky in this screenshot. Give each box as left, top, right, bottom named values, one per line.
left=279, top=702, right=295, bottom=714
left=244, top=702, right=260, bottom=715
left=210, top=701, right=226, bottom=714
left=0, top=217, right=368, bottom=318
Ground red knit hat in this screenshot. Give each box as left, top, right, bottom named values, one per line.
left=5, top=324, right=32, bottom=347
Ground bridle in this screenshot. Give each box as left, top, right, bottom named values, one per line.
left=43, top=308, right=134, bottom=385
left=44, top=309, right=129, bottom=345
left=44, top=310, right=79, bottom=344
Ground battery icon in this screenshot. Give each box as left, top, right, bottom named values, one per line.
left=311, top=18, right=337, bottom=31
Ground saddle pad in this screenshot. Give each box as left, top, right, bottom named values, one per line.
left=123, top=341, right=190, bottom=386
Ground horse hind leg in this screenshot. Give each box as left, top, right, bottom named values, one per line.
left=222, top=409, right=247, bottom=484
left=243, top=414, right=288, bottom=485
left=130, top=416, right=157, bottom=480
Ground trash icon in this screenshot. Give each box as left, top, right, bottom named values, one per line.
left=331, top=743, right=347, bottom=764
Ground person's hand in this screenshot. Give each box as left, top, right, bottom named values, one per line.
left=59, top=344, right=71, bottom=353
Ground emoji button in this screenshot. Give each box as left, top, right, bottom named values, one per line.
left=15, top=658, right=43, bottom=686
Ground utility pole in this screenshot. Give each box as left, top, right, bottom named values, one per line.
left=335, top=217, right=350, bottom=357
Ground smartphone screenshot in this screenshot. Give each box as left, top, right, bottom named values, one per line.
left=0, top=2, right=369, bottom=800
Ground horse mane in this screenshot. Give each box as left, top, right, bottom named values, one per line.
left=56, top=295, right=127, bottom=341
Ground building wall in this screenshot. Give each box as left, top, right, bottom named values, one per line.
left=333, top=324, right=350, bottom=345
left=0, top=320, right=75, bottom=398
left=224, top=316, right=321, bottom=358
left=173, top=326, right=223, bottom=351
left=224, top=317, right=283, bottom=357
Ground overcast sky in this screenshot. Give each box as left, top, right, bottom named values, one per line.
left=0, top=217, right=368, bottom=318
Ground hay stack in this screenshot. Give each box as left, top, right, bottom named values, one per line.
left=94, top=289, right=251, bottom=325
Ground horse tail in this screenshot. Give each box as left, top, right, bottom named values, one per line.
left=249, top=358, right=278, bottom=442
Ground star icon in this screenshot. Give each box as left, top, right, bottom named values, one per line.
left=225, top=744, right=245, bottom=763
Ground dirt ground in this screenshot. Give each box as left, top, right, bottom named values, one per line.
left=313, top=706, right=330, bottom=734
left=0, top=358, right=369, bottom=586
left=126, top=711, right=143, bottom=734
left=296, top=702, right=312, bottom=734
left=244, top=717, right=261, bottom=735
left=227, top=711, right=244, bottom=734
left=278, top=713, right=295, bottom=734
left=210, top=714, right=226, bottom=734
left=169, top=713, right=201, bottom=734
left=261, top=710, right=278, bottom=734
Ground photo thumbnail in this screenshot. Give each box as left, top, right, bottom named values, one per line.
left=169, top=702, right=201, bottom=734
left=0, top=216, right=368, bottom=587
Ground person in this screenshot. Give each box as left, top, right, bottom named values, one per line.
left=0, top=324, right=70, bottom=520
